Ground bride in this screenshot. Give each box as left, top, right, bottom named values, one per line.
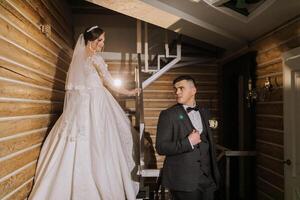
left=28, top=26, right=140, bottom=200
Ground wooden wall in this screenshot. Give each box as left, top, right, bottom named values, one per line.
left=0, top=0, right=73, bottom=199
left=251, top=19, right=300, bottom=199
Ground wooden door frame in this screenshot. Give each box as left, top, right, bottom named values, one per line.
left=282, top=46, right=300, bottom=199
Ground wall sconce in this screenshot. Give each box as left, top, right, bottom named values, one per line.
left=246, top=78, right=257, bottom=108
left=246, top=76, right=278, bottom=105
left=258, top=76, right=276, bottom=101
left=264, top=76, right=272, bottom=90
left=40, top=24, right=51, bottom=38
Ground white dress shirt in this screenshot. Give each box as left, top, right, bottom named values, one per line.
left=183, top=104, right=203, bottom=149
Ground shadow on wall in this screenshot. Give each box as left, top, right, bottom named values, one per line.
left=45, top=48, right=72, bottom=143
left=144, top=131, right=157, bottom=169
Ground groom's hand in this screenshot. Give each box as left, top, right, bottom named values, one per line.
left=188, top=130, right=201, bottom=146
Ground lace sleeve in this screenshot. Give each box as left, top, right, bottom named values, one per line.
left=92, top=55, right=115, bottom=88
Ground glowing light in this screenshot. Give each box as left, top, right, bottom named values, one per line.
left=113, top=79, right=122, bottom=87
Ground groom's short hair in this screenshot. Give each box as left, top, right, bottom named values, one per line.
left=173, top=75, right=196, bottom=87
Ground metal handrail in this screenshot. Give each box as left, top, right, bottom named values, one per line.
left=136, top=53, right=144, bottom=171
left=216, top=145, right=256, bottom=200
left=135, top=22, right=184, bottom=199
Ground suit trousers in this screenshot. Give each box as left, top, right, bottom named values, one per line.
left=171, top=173, right=216, bottom=200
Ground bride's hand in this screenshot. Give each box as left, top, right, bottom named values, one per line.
left=128, top=88, right=141, bottom=96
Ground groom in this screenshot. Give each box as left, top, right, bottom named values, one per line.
left=155, top=75, right=220, bottom=200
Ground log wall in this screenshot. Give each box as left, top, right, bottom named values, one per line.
left=251, top=19, right=300, bottom=200
left=0, top=0, right=73, bottom=199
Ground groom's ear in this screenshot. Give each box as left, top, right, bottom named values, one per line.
left=192, top=86, right=197, bottom=95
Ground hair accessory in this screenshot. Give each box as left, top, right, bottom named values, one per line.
left=87, top=26, right=98, bottom=32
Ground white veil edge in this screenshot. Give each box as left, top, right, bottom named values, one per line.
left=65, top=34, right=86, bottom=90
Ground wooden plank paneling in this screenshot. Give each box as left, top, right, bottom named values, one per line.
left=0, top=17, right=69, bottom=71
left=168, top=65, right=218, bottom=73
left=252, top=20, right=300, bottom=52
left=40, top=0, right=72, bottom=32
left=256, top=141, right=283, bottom=159
left=0, top=59, right=65, bottom=91
left=107, top=63, right=137, bottom=72
left=0, top=39, right=67, bottom=81
left=251, top=17, right=290, bottom=196
left=143, top=108, right=218, bottom=118
left=257, top=190, right=275, bottom=200
left=256, top=103, right=282, bottom=116
left=0, top=79, right=65, bottom=101
left=146, top=81, right=218, bottom=90
left=0, top=129, right=47, bottom=157
left=49, top=0, right=73, bottom=26
left=256, top=36, right=300, bottom=65
left=256, top=88, right=283, bottom=102
left=0, top=163, right=36, bottom=199
left=0, top=101, right=63, bottom=117
left=144, top=117, right=158, bottom=127
left=0, top=115, right=58, bottom=138
left=256, top=115, right=283, bottom=130
left=0, top=2, right=72, bottom=61
left=256, top=61, right=282, bottom=74
left=143, top=91, right=218, bottom=99
left=25, top=0, right=73, bottom=46
left=256, top=75, right=282, bottom=88
left=5, top=179, right=34, bottom=200
left=0, top=146, right=40, bottom=179
left=156, top=73, right=218, bottom=82
left=257, top=178, right=284, bottom=200
left=1, top=0, right=73, bottom=55
left=0, top=0, right=72, bottom=198
left=257, top=153, right=283, bottom=175
left=127, top=99, right=219, bottom=109
left=256, top=128, right=283, bottom=145
left=257, top=166, right=284, bottom=189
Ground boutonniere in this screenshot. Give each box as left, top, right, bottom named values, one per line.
left=178, top=114, right=184, bottom=120
left=208, top=118, right=218, bottom=129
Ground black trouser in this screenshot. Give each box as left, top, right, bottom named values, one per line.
left=171, top=173, right=216, bottom=200
left=171, top=188, right=215, bottom=200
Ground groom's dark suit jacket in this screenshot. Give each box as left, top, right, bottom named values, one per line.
left=155, top=104, right=220, bottom=192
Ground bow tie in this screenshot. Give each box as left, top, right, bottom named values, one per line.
left=186, top=106, right=200, bottom=113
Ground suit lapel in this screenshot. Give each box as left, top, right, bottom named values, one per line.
left=175, top=105, right=194, bottom=135
left=199, top=109, right=208, bottom=132
left=199, top=108, right=211, bottom=139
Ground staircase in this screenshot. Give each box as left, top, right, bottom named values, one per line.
left=123, top=62, right=219, bottom=199
left=106, top=29, right=220, bottom=198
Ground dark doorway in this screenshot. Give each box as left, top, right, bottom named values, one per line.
left=220, top=52, right=257, bottom=200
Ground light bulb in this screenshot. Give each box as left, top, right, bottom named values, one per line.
left=113, top=79, right=122, bottom=87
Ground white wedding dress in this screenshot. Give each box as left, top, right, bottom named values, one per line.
left=28, top=35, right=139, bottom=200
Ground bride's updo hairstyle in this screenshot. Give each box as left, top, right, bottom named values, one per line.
left=83, top=26, right=104, bottom=45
